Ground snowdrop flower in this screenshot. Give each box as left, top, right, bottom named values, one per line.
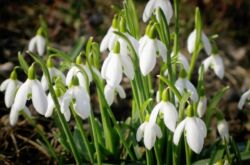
left=197, top=96, right=207, bottom=118
left=187, top=30, right=212, bottom=55
left=11, top=64, right=48, bottom=116
left=41, top=58, right=65, bottom=90
left=100, top=15, right=119, bottom=52
left=62, top=76, right=91, bottom=120
left=143, top=0, right=173, bottom=23
left=173, top=117, right=207, bottom=154
left=45, top=88, right=71, bottom=121
left=238, top=89, right=250, bottom=110
left=28, top=29, right=46, bottom=56
left=150, top=89, right=178, bottom=132
left=203, top=54, right=224, bottom=79
left=175, top=70, right=198, bottom=102
left=101, top=41, right=134, bottom=86
left=9, top=106, right=31, bottom=126
left=104, top=84, right=125, bottom=105
left=0, top=70, right=22, bottom=108
left=139, top=24, right=167, bottom=75
left=217, top=120, right=229, bottom=141
left=136, top=116, right=162, bottom=150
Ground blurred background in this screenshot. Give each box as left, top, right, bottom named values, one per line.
left=0, top=0, right=250, bottom=164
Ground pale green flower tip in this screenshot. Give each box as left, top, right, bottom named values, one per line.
left=76, top=55, right=83, bottom=65
left=10, top=70, right=17, bottom=80
left=180, top=68, right=187, bottom=78
left=186, top=105, right=193, bottom=117
left=47, top=56, right=54, bottom=68
left=112, top=14, right=119, bottom=29
left=161, top=88, right=169, bottom=102
left=145, top=113, right=150, bottom=122
left=70, top=76, right=79, bottom=87
left=119, top=17, right=126, bottom=33
left=28, top=63, right=36, bottom=80
left=113, top=41, right=120, bottom=54
left=36, top=27, right=43, bottom=36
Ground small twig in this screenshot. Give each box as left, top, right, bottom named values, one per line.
left=15, top=134, right=50, bottom=159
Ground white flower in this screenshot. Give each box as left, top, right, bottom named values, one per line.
left=175, top=77, right=198, bottom=102
left=118, top=32, right=139, bottom=56
left=217, top=120, right=229, bottom=141
left=139, top=35, right=167, bottom=75
left=0, top=78, right=22, bottom=108
left=203, top=54, right=224, bottom=79
left=41, top=67, right=66, bottom=91
left=197, top=96, right=207, bottom=118
left=101, top=49, right=134, bottom=87
left=187, top=30, right=212, bottom=55
left=149, top=101, right=178, bottom=132
left=9, top=106, right=31, bottom=126
left=136, top=121, right=162, bottom=150
left=11, top=79, right=48, bottom=116
left=28, top=35, right=46, bottom=56
left=173, top=117, right=207, bottom=154
left=238, top=89, right=250, bottom=110
left=143, top=0, right=173, bottom=23
left=100, top=27, right=117, bottom=52
left=104, top=84, right=126, bottom=105
left=62, top=85, right=91, bottom=120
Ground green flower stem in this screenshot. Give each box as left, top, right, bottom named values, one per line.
left=166, top=131, right=173, bottom=165
left=70, top=104, right=94, bottom=164
left=146, top=150, right=153, bottom=165
left=89, top=112, right=102, bottom=165
left=154, top=144, right=162, bottom=165
left=21, top=112, right=58, bottom=161
left=184, top=137, right=191, bottom=165
left=173, top=0, right=180, bottom=78
left=29, top=53, right=82, bottom=164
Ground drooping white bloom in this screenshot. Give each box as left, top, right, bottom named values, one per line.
left=9, top=106, right=31, bottom=126
left=149, top=101, right=178, bottom=132
left=187, top=30, right=212, bottom=55
left=175, top=77, right=198, bottom=102
left=197, top=96, right=207, bottom=118
left=136, top=121, right=162, bottom=150
left=143, top=0, right=173, bottom=23
left=41, top=67, right=66, bottom=91
left=217, top=120, right=229, bottom=141
left=100, top=27, right=117, bottom=52
left=101, top=50, right=134, bottom=86
left=139, top=35, right=167, bottom=75
left=62, top=85, right=91, bottom=120
left=118, top=33, right=139, bottom=56
left=0, top=78, right=22, bottom=108
left=28, top=35, right=46, bottom=56
left=11, top=79, right=48, bottom=116
left=238, top=89, right=250, bottom=110
left=104, top=84, right=126, bottom=105
left=173, top=117, right=207, bottom=154
left=203, top=54, right=224, bottom=79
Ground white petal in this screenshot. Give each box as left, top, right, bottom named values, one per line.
left=41, top=75, right=48, bottom=91
left=66, top=67, right=77, bottom=86
left=139, top=39, right=157, bottom=75
left=4, top=80, right=17, bottom=108
left=45, top=94, right=54, bottom=117
left=116, top=85, right=126, bottom=99
left=12, top=80, right=31, bottom=112
left=202, top=56, right=213, bottom=72
left=154, top=123, right=162, bottom=138
left=105, top=54, right=122, bottom=87
left=185, top=118, right=204, bottom=154
left=185, top=79, right=198, bottom=102
left=9, top=106, right=20, bottom=126
left=101, top=54, right=112, bottom=79
left=175, top=78, right=184, bottom=95
left=73, top=87, right=91, bottom=120
left=63, top=107, right=71, bottom=122
left=23, top=106, right=31, bottom=117
left=238, top=90, right=250, bottom=109
left=143, top=0, right=156, bottom=22
left=108, top=34, right=117, bottom=51
left=126, top=33, right=139, bottom=55
left=149, top=102, right=163, bottom=124
left=36, top=35, right=46, bottom=56
left=187, top=30, right=196, bottom=54
left=0, top=79, right=10, bottom=91
left=83, top=65, right=93, bottom=82
left=173, top=119, right=187, bottom=145
left=51, top=67, right=66, bottom=83
left=100, top=27, right=113, bottom=52
left=120, top=55, right=134, bottom=80
left=156, top=39, right=167, bottom=62
left=144, top=123, right=156, bottom=150
left=196, top=117, right=207, bottom=138
left=61, top=92, right=71, bottom=115
left=139, top=36, right=147, bottom=57
left=197, top=96, right=207, bottom=118
left=156, top=0, right=173, bottom=23
left=136, top=122, right=146, bottom=141
left=28, top=37, right=36, bottom=53
left=161, top=102, right=178, bottom=132
left=32, top=80, right=48, bottom=115
left=104, top=84, right=115, bottom=105
left=202, top=32, right=212, bottom=55
left=217, top=120, right=229, bottom=140
left=178, top=53, right=190, bottom=72
left=77, top=72, right=88, bottom=89
left=119, top=38, right=129, bottom=57
left=213, top=55, right=224, bottom=79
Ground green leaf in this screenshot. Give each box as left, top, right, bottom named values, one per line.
left=69, top=36, right=86, bottom=60
left=18, top=52, right=29, bottom=74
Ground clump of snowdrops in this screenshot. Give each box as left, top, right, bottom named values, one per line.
left=1, top=0, right=250, bottom=164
